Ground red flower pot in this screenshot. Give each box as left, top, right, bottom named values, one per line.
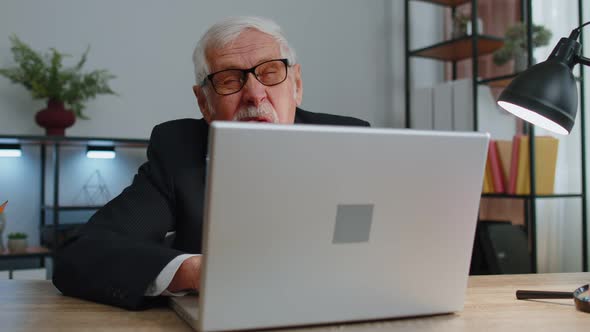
left=35, top=99, right=76, bottom=136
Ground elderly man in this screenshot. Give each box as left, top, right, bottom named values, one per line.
left=53, top=16, right=369, bottom=309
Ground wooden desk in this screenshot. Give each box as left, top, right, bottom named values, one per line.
left=0, top=273, right=588, bottom=331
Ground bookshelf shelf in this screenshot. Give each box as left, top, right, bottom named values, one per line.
left=410, top=35, right=504, bottom=62
left=481, top=193, right=583, bottom=199
left=0, top=246, right=51, bottom=259
left=479, top=73, right=582, bottom=88
left=42, top=206, right=102, bottom=211
left=478, top=73, right=520, bottom=88
left=412, top=0, right=471, bottom=7
left=0, top=135, right=149, bottom=148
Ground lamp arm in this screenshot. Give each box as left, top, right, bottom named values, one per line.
left=569, top=21, right=590, bottom=40
left=569, top=21, right=590, bottom=67
left=578, top=56, right=590, bottom=67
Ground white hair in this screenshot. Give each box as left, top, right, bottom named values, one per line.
left=192, top=16, right=297, bottom=85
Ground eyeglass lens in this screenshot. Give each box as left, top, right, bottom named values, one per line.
left=209, top=60, right=287, bottom=95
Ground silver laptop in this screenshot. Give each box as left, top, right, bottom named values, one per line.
left=171, top=122, right=489, bottom=331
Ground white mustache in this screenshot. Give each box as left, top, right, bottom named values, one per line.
left=232, top=103, right=279, bottom=123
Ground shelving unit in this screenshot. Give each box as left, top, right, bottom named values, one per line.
left=405, top=0, right=588, bottom=272
left=0, top=134, right=149, bottom=274
left=478, top=73, right=520, bottom=88
left=404, top=0, right=499, bottom=131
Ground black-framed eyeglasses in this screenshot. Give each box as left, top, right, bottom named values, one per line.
left=202, top=58, right=290, bottom=96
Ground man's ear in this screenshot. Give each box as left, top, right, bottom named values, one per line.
left=292, top=64, right=303, bottom=106
left=193, top=85, right=213, bottom=123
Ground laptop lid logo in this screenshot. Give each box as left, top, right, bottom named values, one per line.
left=332, top=204, right=374, bottom=244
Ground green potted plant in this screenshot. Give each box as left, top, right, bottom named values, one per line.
left=7, top=232, right=28, bottom=253
left=492, top=23, right=552, bottom=72
left=452, top=13, right=483, bottom=38
left=452, top=13, right=471, bottom=38
left=0, top=35, right=116, bottom=136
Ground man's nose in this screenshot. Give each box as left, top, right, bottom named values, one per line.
left=241, top=73, right=267, bottom=106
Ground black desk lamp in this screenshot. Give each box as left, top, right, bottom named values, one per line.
left=497, top=21, right=590, bottom=134
left=500, top=22, right=590, bottom=307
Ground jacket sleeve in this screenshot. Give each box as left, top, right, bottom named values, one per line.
left=52, top=124, right=184, bottom=310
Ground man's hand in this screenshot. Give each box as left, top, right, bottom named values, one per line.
left=167, top=256, right=202, bottom=293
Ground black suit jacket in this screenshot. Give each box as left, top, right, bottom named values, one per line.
left=53, top=108, right=369, bottom=309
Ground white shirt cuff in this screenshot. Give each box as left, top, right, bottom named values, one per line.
left=144, top=253, right=201, bottom=296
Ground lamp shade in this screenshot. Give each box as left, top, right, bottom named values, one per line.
left=498, top=60, right=578, bottom=135
left=497, top=34, right=586, bottom=135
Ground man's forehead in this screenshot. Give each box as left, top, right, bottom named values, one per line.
left=206, top=29, right=282, bottom=71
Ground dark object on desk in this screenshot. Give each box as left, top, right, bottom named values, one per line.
left=470, top=221, right=531, bottom=275
left=516, top=284, right=590, bottom=313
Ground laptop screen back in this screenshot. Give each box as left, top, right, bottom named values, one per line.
left=198, top=123, right=489, bottom=331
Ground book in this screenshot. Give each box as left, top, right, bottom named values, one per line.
left=515, top=136, right=529, bottom=195
left=483, top=154, right=494, bottom=194
left=515, top=136, right=559, bottom=195
left=507, top=135, right=521, bottom=194
left=488, top=141, right=505, bottom=193
left=495, top=140, right=512, bottom=190
left=534, top=137, right=560, bottom=194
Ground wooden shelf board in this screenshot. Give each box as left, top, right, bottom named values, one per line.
left=411, top=35, right=504, bottom=62
left=0, top=246, right=51, bottom=258
left=487, top=78, right=513, bottom=88
left=481, top=193, right=583, bottom=199
left=0, top=135, right=149, bottom=148
left=412, top=0, right=471, bottom=7
left=43, top=206, right=102, bottom=211
left=479, top=73, right=580, bottom=88
left=478, top=73, right=520, bottom=88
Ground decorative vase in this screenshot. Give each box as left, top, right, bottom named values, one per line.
left=7, top=238, right=27, bottom=253
left=35, top=99, right=76, bottom=136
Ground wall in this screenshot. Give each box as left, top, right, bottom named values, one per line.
left=0, top=0, right=396, bottom=137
